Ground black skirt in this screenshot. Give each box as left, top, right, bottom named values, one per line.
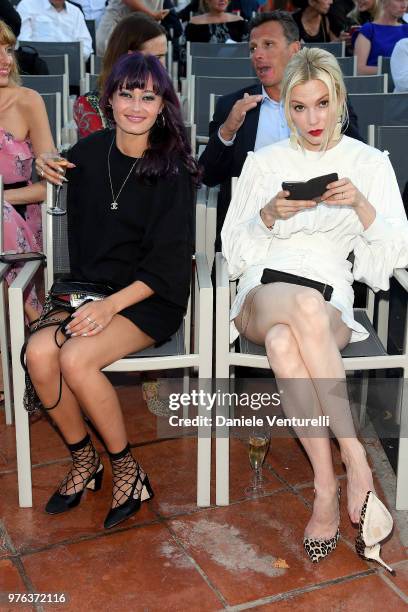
left=119, top=294, right=185, bottom=345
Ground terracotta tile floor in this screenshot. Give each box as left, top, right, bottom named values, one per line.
left=0, top=378, right=407, bottom=612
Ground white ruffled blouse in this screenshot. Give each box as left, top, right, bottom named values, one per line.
left=221, top=136, right=408, bottom=343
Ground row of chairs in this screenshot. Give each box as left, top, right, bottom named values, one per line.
left=19, top=40, right=85, bottom=89
left=186, top=40, right=347, bottom=59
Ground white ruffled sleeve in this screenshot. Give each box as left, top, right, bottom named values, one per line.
left=353, top=152, right=408, bottom=291
left=221, top=153, right=275, bottom=279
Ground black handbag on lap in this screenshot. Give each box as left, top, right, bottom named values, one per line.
left=49, top=280, right=115, bottom=310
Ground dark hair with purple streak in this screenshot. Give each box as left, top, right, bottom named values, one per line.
left=100, top=52, right=199, bottom=182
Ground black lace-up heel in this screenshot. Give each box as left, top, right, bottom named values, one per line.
left=45, top=433, right=104, bottom=514
left=104, top=444, right=154, bottom=529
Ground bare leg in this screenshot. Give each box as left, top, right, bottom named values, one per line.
left=58, top=315, right=154, bottom=507
left=26, top=313, right=154, bottom=504
left=26, top=313, right=88, bottom=444
left=262, top=323, right=339, bottom=539
left=58, top=315, right=154, bottom=452
left=235, top=283, right=374, bottom=524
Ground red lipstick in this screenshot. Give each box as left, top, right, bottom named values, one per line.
left=309, top=129, right=323, bottom=137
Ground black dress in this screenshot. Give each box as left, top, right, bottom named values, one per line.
left=293, top=10, right=330, bottom=43
left=185, top=20, right=248, bottom=43
left=66, top=129, right=195, bottom=343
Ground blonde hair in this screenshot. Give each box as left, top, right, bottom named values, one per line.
left=348, top=0, right=381, bottom=24
left=0, top=20, right=20, bottom=86
left=281, top=47, right=348, bottom=152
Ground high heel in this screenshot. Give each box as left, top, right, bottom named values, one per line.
left=355, top=491, right=396, bottom=575
left=104, top=463, right=154, bottom=529
left=303, top=487, right=341, bottom=563
left=46, top=462, right=104, bottom=514
left=45, top=433, right=103, bottom=515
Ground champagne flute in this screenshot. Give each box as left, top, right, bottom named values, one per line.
left=245, top=419, right=270, bottom=498
left=46, top=154, right=69, bottom=216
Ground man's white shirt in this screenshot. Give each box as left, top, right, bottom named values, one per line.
left=17, top=0, right=93, bottom=59
left=75, top=0, right=106, bottom=26
left=218, top=86, right=290, bottom=150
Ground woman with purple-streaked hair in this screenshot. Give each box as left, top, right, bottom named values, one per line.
left=25, top=52, right=198, bottom=530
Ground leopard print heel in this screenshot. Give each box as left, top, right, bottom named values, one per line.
left=303, top=487, right=341, bottom=563
left=304, top=528, right=340, bottom=563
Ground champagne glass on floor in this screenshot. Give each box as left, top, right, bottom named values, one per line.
left=45, top=154, right=69, bottom=216
left=245, top=419, right=270, bottom=498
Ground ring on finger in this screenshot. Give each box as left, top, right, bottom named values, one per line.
left=40, top=168, right=44, bottom=177
left=86, top=315, right=94, bottom=324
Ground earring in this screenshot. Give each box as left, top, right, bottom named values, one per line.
left=156, top=113, right=166, bottom=128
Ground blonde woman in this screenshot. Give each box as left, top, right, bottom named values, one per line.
left=0, top=20, right=55, bottom=320
left=354, top=0, right=408, bottom=74
left=348, top=0, right=382, bottom=24
left=222, top=47, right=408, bottom=569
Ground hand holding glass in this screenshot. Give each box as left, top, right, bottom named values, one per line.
left=46, top=155, right=69, bottom=216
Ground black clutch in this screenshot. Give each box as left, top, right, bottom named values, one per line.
left=49, top=280, right=115, bottom=309
left=261, top=269, right=333, bottom=301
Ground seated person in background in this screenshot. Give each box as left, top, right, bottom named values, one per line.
left=228, top=0, right=265, bottom=22
left=348, top=0, right=381, bottom=25
left=343, top=0, right=381, bottom=49
left=199, top=11, right=361, bottom=249
left=354, top=0, right=408, bottom=74
left=291, top=0, right=338, bottom=43
left=29, top=52, right=198, bottom=530
left=17, top=0, right=93, bottom=60
left=185, top=0, right=248, bottom=42
left=74, top=13, right=167, bottom=138
left=222, top=46, right=408, bottom=570
left=96, top=0, right=168, bottom=55
left=390, top=35, right=408, bottom=89
left=327, top=0, right=354, bottom=36
left=0, top=19, right=56, bottom=321
left=74, top=0, right=107, bottom=26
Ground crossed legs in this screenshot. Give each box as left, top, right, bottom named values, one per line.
left=235, top=283, right=374, bottom=535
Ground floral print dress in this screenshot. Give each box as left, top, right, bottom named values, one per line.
left=0, top=127, right=42, bottom=314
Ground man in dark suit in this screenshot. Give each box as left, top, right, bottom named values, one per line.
left=200, top=10, right=362, bottom=248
